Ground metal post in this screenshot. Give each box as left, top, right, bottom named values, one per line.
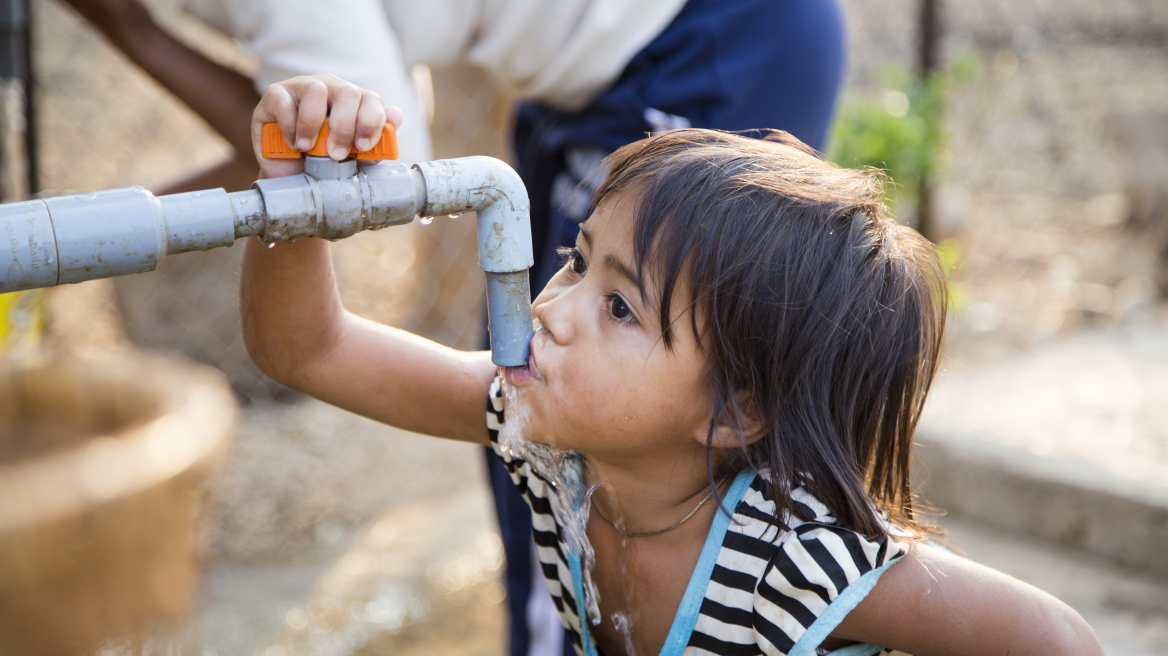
left=0, top=0, right=30, bottom=202
left=917, top=0, right=941, bottom=240
left=919, top=0, right=941, bottom=77
left=0, top=0, right=45, bottom=357
left=21, top=0, right=34, bottom=196
left=0, top=0, right=27, bottom=80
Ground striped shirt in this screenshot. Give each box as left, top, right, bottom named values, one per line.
left=487, top=377, right=910, bottom=656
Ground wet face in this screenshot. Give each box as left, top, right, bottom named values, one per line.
left=500, top=193, right=715, bottom=467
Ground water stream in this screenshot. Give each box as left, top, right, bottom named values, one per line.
left=498, top=377, right=645, bottom=655
left=496, top=378, right=603, bottom=627
left=611, top=610, right=637, bottom=656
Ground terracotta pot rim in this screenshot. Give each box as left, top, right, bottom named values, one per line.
left=0, top=354, right=236, bottom=532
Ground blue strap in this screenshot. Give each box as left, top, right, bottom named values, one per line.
left=659, top=469, right=756, bottom=656
left=786, top=556, right=902, bottom=656
left=568, top=469, right=757, bottom=656
left=568, top=551, right=596, bottom=656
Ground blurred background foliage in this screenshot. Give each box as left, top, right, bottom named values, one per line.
left=827, top=50, right=981, bottom=216
left=827, top=50, right=980, bottom=309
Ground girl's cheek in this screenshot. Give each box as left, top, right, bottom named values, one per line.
left=557, top=372, right=596, bottom=417
left=558, top=363, right=606, bottom=422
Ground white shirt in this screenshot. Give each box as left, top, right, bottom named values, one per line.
left=181, top=0, right=686, bottom=164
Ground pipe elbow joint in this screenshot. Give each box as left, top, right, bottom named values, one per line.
left=413, top=156, right=533, bottom=274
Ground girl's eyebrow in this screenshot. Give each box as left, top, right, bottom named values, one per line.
left=580, top=224, right=648, bottom=302
left=603, top=254, right=643, bottom=293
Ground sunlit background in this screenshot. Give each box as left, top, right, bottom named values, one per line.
left=1, top=0, right=1166, bottom=653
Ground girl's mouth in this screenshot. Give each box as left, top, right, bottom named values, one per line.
left=502, top=349, right=543, bottom=385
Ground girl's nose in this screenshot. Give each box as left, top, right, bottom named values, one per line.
left=531, top=282, right=575, bottom=346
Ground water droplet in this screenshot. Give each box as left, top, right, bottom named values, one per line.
left=267, top=242, right=276, bottom=249
left=447, top=213, right=464, bottom=219
left=46, top=257, right=54, bottom=264
left=420, top=217, right=434, bottom=225
left=612, top=611, right=637, bottom=656
left=829, top=230, right=834, bottom=235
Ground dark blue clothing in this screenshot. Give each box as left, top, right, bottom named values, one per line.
left=485, top=1, right=846, bottom=654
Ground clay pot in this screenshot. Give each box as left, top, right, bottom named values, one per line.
left=0, top=355, right=235, bottom=655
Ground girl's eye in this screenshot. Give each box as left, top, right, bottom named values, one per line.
left=607, top=294, right=635, bottom=324
left=558, top=246, right=587, bottom=275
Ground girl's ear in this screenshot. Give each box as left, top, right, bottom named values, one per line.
left=695, top=392, right=764, bottom=450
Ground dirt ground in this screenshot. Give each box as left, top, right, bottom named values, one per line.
left=26, top=0, right=1168, bottom=653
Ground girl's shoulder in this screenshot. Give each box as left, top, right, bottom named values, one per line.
left=696, top=470, right=909, bottom=655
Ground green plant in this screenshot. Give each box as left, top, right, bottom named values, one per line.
left=827, top=52, right=979, bottom=215
left=827, top=54, right=978, bottom=311
left=936, top=237, right=967, bottom=310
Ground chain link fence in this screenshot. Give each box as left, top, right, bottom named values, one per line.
left=33, top=0, right=509, bottom=401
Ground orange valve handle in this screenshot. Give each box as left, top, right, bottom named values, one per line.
left=261, top=122, right=399, bottom=160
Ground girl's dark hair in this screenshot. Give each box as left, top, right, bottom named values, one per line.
left=593, top=129, right=946, bottom=538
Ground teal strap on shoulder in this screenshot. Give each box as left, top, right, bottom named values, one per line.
left=568, top=552, right=598, bottom=656
left=568, top=469, right=757, bottom=656
left=786, top=556, right=900, bottom=656
left=658, top=469, right=757, bottom=656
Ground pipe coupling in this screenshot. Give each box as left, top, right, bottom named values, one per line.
left=250, top=161, right=423, bottom=243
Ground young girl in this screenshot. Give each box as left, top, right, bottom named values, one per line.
left=242, top=75, right=1103, bottom=656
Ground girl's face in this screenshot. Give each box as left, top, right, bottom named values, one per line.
left=501, top=193, right=715, bottom=466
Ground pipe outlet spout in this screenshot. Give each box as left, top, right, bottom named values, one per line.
left=414, top=157, right=534, bottom=367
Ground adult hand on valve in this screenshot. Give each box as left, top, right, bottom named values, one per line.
left=251, top=73, right=404, bottom=180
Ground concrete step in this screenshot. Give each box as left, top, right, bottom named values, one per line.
left=916, top=428, right=1168, bottom=576
left=917, top=327, right=1168, bottom=576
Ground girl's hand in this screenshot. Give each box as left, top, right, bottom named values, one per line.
left=250, top=73, right=404, bottom=179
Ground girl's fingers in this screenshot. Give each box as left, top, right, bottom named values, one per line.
left=293, top=78, right=329, bottom=152
left=354, top=90, right=387, bottom=151
left=385, top=105, right=404, bottom=129
left=252, top=83, right=298, bottom=154
left=251, top=74, right=399, bottom=171
left=325, top=83, right=363, bottom=160
left=252, top=84, right=304, bottom=178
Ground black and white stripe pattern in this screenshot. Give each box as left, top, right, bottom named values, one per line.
left=487, top=378, right=907, bottom=656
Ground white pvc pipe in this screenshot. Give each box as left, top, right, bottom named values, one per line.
left=0, top=155, right=535, bottom=366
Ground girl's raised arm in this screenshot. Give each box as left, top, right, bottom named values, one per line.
left=834, top=543, right=1105, bottom=655
left=240, top=74, right=497, bottom=444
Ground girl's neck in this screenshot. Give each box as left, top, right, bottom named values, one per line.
left=583, top=447, right=722, bottom=536
left=582, top=447, right=735, bottom=656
